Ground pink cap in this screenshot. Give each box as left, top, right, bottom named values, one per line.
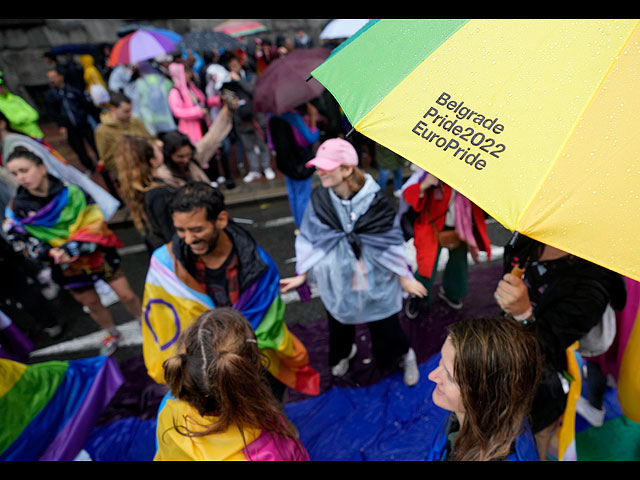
left=306, top=138, right=358, bottom=171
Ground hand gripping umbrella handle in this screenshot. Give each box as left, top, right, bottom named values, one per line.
left=511, top=265, right=526, bottom=278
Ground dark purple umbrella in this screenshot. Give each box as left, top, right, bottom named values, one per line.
left=253, top=47, right=331, bottom=115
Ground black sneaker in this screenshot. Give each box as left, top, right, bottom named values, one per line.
left=405, top=295, right=421, bottom=319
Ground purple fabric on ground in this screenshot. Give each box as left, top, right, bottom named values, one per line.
left=95, top=356, right=169, bottom=426
left=0, top=323, right=34, bottom=362
left=39, top=356, right=124, bottom=460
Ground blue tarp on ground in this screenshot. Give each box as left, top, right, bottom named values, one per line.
left=284, top=354, right=446, bottom=461
left=84, top=416, right=156, bottom=461
left=84, top=355, right=447, bottom=462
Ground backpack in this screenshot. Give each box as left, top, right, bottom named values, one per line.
left=139, top=75, right=176, bottom=135
left=268, top=116, right=315, bottom=180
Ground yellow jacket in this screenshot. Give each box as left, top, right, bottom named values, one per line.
left=79, top=55, right=105, bottom=88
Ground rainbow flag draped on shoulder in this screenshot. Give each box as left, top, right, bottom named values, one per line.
left=3, top=181, right=122, bottom=249
left=141, top=224, right=320, bottom=395
left=154, top=392, right=309, bottom=461
left=0, top=356, right=124, bottom=461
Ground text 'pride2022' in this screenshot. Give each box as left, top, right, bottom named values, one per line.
left=411, top=92, right=507, bottom=171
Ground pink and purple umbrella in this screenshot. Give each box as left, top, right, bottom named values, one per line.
left=214, top=19, right=267, bottom=38
left=108, top=29, right=180, bottom=67
left=253, top=48, right=331, bottom=115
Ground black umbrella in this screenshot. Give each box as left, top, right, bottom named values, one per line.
left=116, top=23, right=154, bottom=38
left=48, top=44, right=98, bottom=56
left=177, top=30, right=242, bottom=53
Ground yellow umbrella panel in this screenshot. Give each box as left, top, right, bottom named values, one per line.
left=312, top=19, right=640, bottom=282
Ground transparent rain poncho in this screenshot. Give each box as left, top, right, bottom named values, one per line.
left=295, top=175, right=412, bottom=325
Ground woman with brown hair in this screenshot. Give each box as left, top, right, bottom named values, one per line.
left=154, top=307, right=309, bottom=461
left=114, top=135, right=176, bottom=253
left=114, top=105, right=233, bottom=253
left=280, top=138, right=426, bottom=386
left=426, top=315, right=541, bottom=461
left=4, top=148, right=141, bottom=356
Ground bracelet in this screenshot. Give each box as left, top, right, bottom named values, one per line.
left=513, top=306, right=535, bottom=324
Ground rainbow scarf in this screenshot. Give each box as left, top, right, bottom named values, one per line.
left=0, top=356, right=124, bottom=461
left=141, top=242, right=320, bottom=395
left=4, top=182, right=122, bottom=249
left=154, top=393, right=309, bottom=461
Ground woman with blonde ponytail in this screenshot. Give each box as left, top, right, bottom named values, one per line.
left=155, top=308, right=309, bottom=461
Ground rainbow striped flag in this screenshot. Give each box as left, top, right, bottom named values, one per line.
left=4, top=182, right=122, bottom=249
left=0, top=356, right=124, bottom=461
left=142, top=243, right=320, bottom=395
left=154, top=392, right=309, bottom=461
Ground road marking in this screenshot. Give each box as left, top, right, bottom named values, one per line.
left=258, top=216, right=295, bottom=229
left=231, top=217, right=255, bottom=225
left=117, top=243, right=148, bottom=256
left=30, top=319, right=143, bottom=357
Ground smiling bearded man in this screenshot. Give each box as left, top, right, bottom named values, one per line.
left=140, top=181, right=320, bottom=401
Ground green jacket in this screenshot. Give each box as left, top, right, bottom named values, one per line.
left=0, top=91, right=43, bottom=139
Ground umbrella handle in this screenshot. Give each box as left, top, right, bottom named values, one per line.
left=508, top=231, right=526, bottom=278
left=511, top=265, right=525, bottom=278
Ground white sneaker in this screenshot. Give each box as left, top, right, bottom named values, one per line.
left=216, top=176, right=226, bottom=184
left=393, top=189, right=402, bottom=199
left=331, top=343, right=357, bottom=377
left=438, top=287, right=463, bottom=310
left=264, top=167, right=276, bottom=180
left=99, top=330, right=122, bottom=356
left=402, top=348, right=420, bottom=386
left=210, top=181, right=219, bottom=189
left=43, top=324, right=63, bottom=338
left=41, top=283, right=60, bottom=300
left=576, top=395, right=606, bottom=427
left=243, top=171, right=261, bottom=183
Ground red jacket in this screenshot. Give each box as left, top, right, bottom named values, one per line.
left=403, top=182, right=491, bottom=278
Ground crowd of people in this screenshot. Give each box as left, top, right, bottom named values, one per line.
left=0, top=23, right=630, bottom=462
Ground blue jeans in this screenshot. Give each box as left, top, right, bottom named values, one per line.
left=378, top=168, right=403, bottom=192
left=285, top=175, right=313, bottom=227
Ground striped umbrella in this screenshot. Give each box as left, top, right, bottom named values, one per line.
left=312, top=18, right=640, bottom=427
left=108, top=29, right=181, bottom=67
left=214, top=19, right=267, bottom=38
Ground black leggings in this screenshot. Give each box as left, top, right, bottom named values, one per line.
left=327, top=309, right=410, bottom=370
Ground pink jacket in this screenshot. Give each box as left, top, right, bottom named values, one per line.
left=168, top=63, right=210, bottom=144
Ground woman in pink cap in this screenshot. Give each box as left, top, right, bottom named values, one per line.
left=280, top=138, right=426, bottom=386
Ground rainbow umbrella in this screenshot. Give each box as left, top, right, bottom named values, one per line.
left=313, top=18, right=640, bottom=427
left=312, top=19, right=640, bottom=281
left=214, top=19, right=267, bottom=38
left=108, top=28, right=181, bottom=67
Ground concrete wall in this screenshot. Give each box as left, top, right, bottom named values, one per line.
left=0, top=18, right=331, bottom=114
